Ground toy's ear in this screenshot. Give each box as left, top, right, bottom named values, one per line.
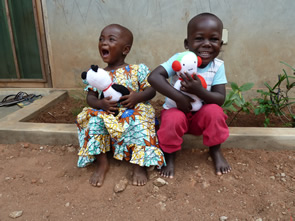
left=197, top=56, right=202, bottom=67
left=90, top=65, right=98, bottom=72
left=81, top=72, right=87, bottom=80
left=172, top=60, right=182, bottom=72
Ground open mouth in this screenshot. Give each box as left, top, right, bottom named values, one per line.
left=199, top=51, right=211, bottom=58
left=101, top=49, right=110, bottom=57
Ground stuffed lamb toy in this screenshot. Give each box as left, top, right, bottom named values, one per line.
left=81, top=65, right=129, bottom=115
left=165, top=51, right=207, bottom=111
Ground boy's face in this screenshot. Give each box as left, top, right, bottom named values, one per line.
left=184, top=17, right=223, bottom=68
left=98, top=25, right=130, bottom=65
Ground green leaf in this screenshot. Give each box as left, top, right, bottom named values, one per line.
left=231, top=82, right=239, bottom=91
left=240, top=82, right=254, bottom=91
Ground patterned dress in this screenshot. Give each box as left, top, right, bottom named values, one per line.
left=76, top=64, right=165, bottom=168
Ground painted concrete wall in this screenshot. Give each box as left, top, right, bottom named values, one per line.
left=44, top=0, right=295, bottom=96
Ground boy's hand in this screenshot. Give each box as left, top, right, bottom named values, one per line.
left=179, top=72, right=203, bottom=95
left=120, top=89, right=140, bottom=109
left=99, top=96, right=118, bottom=115
left=175, top=93, right=194, bottom=113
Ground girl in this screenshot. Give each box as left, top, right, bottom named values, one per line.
left=148, top=13, right=231, bottom=178
left=76, top=24, right=165, bottom=187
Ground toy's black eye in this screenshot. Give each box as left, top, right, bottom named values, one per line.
left=183, top=64, right=185, bottom=66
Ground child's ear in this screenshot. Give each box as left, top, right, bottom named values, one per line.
left=123, top=45, right=131, bottom=56
left=184, top=39, right=189, bottom=49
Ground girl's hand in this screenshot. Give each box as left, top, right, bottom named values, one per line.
left=99, top=96, right=118, bottom=115
left=120, top=89, right=140, bottom=109
left=179, top=72, right=204, bottom=95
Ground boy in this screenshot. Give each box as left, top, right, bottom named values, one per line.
left=148, top=13, right=231, bottom=177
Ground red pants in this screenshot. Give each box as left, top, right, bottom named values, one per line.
left=157, top=104, right=229, bottom=153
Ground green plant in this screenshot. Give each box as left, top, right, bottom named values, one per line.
left=253, top=61, right=295, bottom=127
left=222, top=82, right=254, bottom=125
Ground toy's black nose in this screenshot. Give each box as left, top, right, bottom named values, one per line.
left=81, top=72, right=87, bottom=80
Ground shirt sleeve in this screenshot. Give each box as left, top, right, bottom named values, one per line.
left=212, top=62, right=227, bottom=86
left=160, top=53, right=179, bottom=77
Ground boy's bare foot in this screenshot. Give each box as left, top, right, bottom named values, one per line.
left=132, top=165, right=147, bottom=186
left=89, top=153, right=109, bottom=187
left=209, top=145, right=231, bottom=175
left=160, top=152, right=175, bottom=178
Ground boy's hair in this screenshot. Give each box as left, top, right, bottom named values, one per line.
left=187, top=13, right=223, bottom=35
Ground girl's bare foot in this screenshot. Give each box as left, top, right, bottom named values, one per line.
left=209, top=145, right=231, bottom=175
left=160, top=152, right=175, bottom=178
left=132, top=165, right=147, bottom=186
left=89, top=153, right=109, bottom=187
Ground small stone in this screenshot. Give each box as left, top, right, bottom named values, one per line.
left=219, top=216, right=228, bottom=221
left=157, top=202, right=166, bottom=211
left=65, top=202, right=70, bottom=207
left=67, top=146, right=76, bottom=153
left=255, top=219, right=262, bottom=221
left=207, top=156, right=212, bottom=161
left=21, top=143, right=29, bottom=148
left=5, top=177, right=11, bottom=181
left=281, top=178, right=286, bottom=182
left=280, top=173, right=286, bottom=177
left=269, top=176, right=275, bottom=180
left=40, top=146, right=44, bottom=150
left=114, top=178, right=128, bottom=193
left=31, top=179, right=37, bottom=184
left=153, top=178, right=167, bottom=187
left=9, top=211, right=23, bottom=218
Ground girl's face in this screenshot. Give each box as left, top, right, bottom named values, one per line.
left=98, top=25, right=128, bottom=67
left=185, top=18, right=223, bottom=68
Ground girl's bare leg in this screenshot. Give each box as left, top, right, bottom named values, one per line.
left=132, top=165, right=148, bottom=186
left=89, top=153, right=109, bottom=187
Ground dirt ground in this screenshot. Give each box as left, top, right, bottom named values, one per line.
left=1, top=96, right=295, bottom=220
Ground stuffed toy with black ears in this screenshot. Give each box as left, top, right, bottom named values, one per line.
left=81, top=65, right=130, bottom=116
left=165, top=51, right=207, bottom=111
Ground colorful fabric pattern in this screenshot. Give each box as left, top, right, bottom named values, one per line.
left=76, top=64, right=165, bottom=168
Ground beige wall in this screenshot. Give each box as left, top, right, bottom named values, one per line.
left=44, top=0, right=295, bottom=96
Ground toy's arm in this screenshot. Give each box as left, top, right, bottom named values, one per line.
left=148, top=66, right=193, bottom=112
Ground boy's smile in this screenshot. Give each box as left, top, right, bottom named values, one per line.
left=185, top=17, right=223, bottom=68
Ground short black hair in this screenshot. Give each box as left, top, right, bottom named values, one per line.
left=187, top=13, right=223, bottom=35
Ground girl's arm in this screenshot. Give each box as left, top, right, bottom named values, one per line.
left=120, top=87, right=155, bottom=109
left=148, top=66, right=193, bottom=113
left=87, top=90, right=118, bottom=114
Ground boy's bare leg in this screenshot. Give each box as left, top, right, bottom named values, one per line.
left=209, top=144, right=231, bottom=175
left=132, top=165, right=147, bottom=186
left=89, top=153, right=109, bottom=187
left=160, top=152, right=175, bottom=178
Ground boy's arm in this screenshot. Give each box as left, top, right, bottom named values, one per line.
left=148, top=66, right=193, bottom=113
left=179, top=72, right=226, bottom=106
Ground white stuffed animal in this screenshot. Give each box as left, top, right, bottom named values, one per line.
left=165, top=51, right=207, bottom=111
left=81, top=65, right=129, bottom=115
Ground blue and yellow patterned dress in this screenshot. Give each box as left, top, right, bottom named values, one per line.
left=76, top=64, right=165, bottom=168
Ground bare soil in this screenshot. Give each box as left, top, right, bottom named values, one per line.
left=1, top=96, right=295, bottom=220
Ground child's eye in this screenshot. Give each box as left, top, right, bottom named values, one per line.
left=195, top=37, right=203, bottom=41
left=110, top=37, right=116, bottom=42
left=211, top=38, right=220, bottom=42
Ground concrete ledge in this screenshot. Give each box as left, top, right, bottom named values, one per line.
left=0, top=89, right=294, bottom=150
